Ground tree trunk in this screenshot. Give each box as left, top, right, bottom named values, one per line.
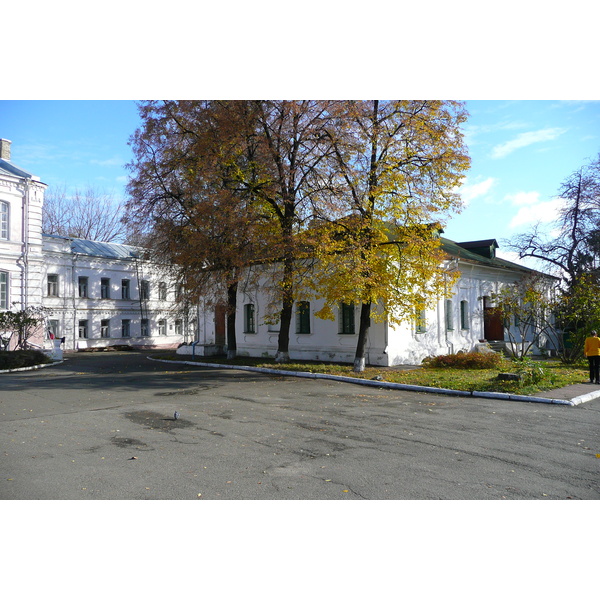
left=226, top=281, right=238, bottom=359
left=276, top=258, right=294, bottom=363
left=353, top=301, right=371, bottom=372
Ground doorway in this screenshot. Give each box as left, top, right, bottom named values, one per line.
left=483, top=296, right=504, bottom=341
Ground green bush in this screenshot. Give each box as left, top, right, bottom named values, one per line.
left=422, top=351, right=503, bottom=370
left=0, top=350, right=51, bottom=370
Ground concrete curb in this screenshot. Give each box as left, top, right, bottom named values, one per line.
left=0, top=359, right=65, bottom=374
left=148, top=357, right=600, bottom=407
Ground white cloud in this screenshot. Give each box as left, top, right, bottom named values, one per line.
left=90, top=156, right=122, bottom=167
left=491, top=127, right=567, bottom=159
left=458, top=177, right=496, bottom=204
left=504, top=191, right=541, bottom=206
left=509, top=197, right=565, bottom=229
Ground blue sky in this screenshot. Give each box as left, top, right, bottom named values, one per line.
left=1, top=100, right=598, bottom=265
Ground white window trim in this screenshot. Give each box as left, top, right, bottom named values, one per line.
left=0, top=201, right=8, bottom=240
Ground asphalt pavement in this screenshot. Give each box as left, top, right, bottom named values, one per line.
left=1, top=350, right=599, bottom=500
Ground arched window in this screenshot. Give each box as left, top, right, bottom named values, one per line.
left=0, top=201, right=8, bottom=240
left=460, top=300, right=470, bottom=330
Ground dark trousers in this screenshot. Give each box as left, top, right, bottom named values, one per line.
left=588, top=355, right=600, bottom=383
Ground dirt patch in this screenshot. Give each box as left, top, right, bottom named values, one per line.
left=111, top=436, right=148, bottom=448
left=122, top=409, right=194, bottom=431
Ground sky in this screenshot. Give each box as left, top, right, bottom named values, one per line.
left=1, top=99, right=598, bottom=266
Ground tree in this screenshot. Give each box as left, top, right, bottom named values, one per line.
left=553, top=272, right=600, bottom=362
left=43, top=184, right=128, bottom=243
left=231, top=100, right=338, bottom=362
left=0, top=305, right=47, bottom=350
left=125, top=101, right=272, bottom=358
left=488, top=274, right=559, bottom=360
left=509, top=153, right=600, bottom=287
left=303, top=101, right=470, bottom=371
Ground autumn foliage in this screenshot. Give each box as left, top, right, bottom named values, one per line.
left=125, top=100, right=470, bottom=369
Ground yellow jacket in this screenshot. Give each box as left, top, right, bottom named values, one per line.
left=584, top=336, right=600, bottom=356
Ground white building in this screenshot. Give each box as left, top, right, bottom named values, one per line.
left=1, top=138, right=191, bottom=352
left=189, top=238, right=555, bottom=366
left=41, top=234, right=194, bottom=351
left=0, top=138, right=46, bottom=314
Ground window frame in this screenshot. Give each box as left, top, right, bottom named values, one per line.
left=158, top=281, right=167, bottom=301
left=0, top=271, right=8, bottom=309
left=445, top=299, right=454, bottom=331
left=47, top=319, right=60, bottom=340
left=0, top=201, right=8, bottom=240
left=100, top=277, right=111, bottom=299
left=158, top=319, right=166, bottom=336
left=296, top=301, right=311, bottom=334
left=78, top=276, right=89, bottom=298
left=415, top=308, right=427, bottom=334
left=121, top=279, right=130, bottom=300
left=140, top=318, right=149, bottom=337
left=460, top=300, right=470, bottom=330
left=100, top=319, right=110, bottom=339
left=339, top=303, right=355, bottom=335
left=121, top=319, right=131, bottom=338
left=244, top=303, right=256, bottom=334
left=140, top=280, right=150, bottom=301
left=47, top=274, right=59, bottom=297
left=78, top=319, right=89, bottom=339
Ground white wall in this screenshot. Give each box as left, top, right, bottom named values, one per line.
left=220, top=259, right=537, bottom=366
left=41, top=240, right=192, bottom=351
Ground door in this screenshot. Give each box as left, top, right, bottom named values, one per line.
left=483, top=296, right=504, bottom=341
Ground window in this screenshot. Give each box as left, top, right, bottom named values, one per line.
left=121, top=319, right=130, bottom=337
left=78, top=276, right=89, bottom=298
left=101, top=278, right=111, bottom=299
left=158, top=319, right=166, bottom=336
left=0, top=201, right=8, bottom=240
left=140, top=280, right=149, bottom=300
left=100, top=319, right=110, bottom=338
left=174, top=319, right=183, bottom=335
left=141, top=318, right=149, bottom=337
left=460, top=300, right=469, bottom=330
left=47, top=274, right=59, bottom=297
left=445, top=299, right=454, bottom=331
left=339, top=303, right=355, bottom=334
left=0, top=271, right=8, bottom=309
left=175, top=284, right=184, bottom=301
left=296, top=301, right=311, bottom=334
left=415, top=308, right=427, bottom=334
left=121, top=279, right=130, bottom=300
left=244, top=303, right=256, bottom=333
left=78, top=320, right=88, bottom=339
left=47, top=320, right=59, bottom=340
left=158, top=281, right=167, bottom=300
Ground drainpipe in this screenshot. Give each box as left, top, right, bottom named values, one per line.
left=21, top=179, right=30, bottom=310
left=71, top=252, right=79, bottom=350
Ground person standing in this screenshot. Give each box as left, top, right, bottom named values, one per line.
left=584, top=330, right=600, bottom=384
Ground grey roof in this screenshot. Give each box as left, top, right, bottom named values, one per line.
left=441, top=237, right=556, bottom=278
left=0, top=157, right=38, bottom=180
left=71, top=238, right=142, bottom=260
left=43, top=233, right=142, bottom=260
